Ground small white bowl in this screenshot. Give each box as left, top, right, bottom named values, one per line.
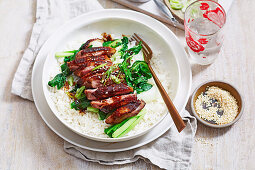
left=191, top=80, right=244, bottom=128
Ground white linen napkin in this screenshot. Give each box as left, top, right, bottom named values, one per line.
left=64, top=110, right=197, bottom=169
left=11, top=0, right=197, bottom=169
left=12, top=0, right=103, bottom=101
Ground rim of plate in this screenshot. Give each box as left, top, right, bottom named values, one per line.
left=42, top=9, right=182, bottom=142
left=34, top=9, right=191, bottom=147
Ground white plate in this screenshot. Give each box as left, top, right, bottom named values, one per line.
left=32, top=9, right=191, bottom=151
left=42, top=11, right=180, bottom=142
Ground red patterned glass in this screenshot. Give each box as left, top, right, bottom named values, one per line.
left=184, top=0, right=226, bottom=65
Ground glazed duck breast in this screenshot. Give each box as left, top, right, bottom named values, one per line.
left=105, top=100, right=146, bottom=125
left=91, top=94, right=137, bottom=113
left=85, top=84, right=133, bottom=101
left=67, top=46, right=115, bottom=71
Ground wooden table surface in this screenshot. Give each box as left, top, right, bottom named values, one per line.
left=0, top=0, right=254, bottom=169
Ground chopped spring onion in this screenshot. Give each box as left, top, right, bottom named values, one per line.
left=87, top=106, right=99, bottom=113
left=102, top=65, right=117, bottom=84
left=67, top=76, right=74, bottom=86
left=92, top=63, right=107, bottom=71
left=110, top=75, right=121, bottom=84
left=75, top=86, right=86, bottom=99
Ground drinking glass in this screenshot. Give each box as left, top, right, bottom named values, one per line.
left=184, top=0, right=226, bottom=65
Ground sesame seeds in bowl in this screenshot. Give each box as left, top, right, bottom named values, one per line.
left=191, top=81, right=244, bottom=128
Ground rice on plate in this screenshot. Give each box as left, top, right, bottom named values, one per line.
left=48, top=33, right=173, bottom=138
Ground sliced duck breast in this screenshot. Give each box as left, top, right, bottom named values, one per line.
left=105, top=100, right=145, bottom=124
left=85, top=84, right=133, bottom=100
left=91, top=94, right=137, bottom=113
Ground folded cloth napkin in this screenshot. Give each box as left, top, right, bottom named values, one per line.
left=12, top=0, right=103, bottom=101
left=11, top=0, right=197, bottom=169
left=64, top=110, right=197, bottom=169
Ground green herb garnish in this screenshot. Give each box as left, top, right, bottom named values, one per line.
left=75, top=86, right=86, bottom=100
left=92, top=63, right=107, bottom=71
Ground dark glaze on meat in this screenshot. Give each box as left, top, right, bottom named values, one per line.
left=68, top=56, right=111, bottom=71
left=85, top=84, right=133, bottom=100
left=91, top=94, right=137, bottom=113
left=74, top=55, right=111, bottom=65
left=105, top=100, right=146, bottom=124
left=75, top=47, right=116, bottom=60
left=75, top=65, right=109, bottom=78
left=67, top=47, right=115, bottom=71
left=73, top=62, right=112, bottom=77
left=73, top=66, right=95, bottom=76
left=65, top=38, right=147, bottom=125
left=68, top=59, right=111, bottom=72
left=78, top=73, right=104, bottom=89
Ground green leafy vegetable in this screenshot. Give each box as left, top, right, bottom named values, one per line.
left=70, top=86, right=89, bottom=110
left=70, top=98, right=90, bottom=110
left=119, top=37, right=129, bottom=56
left=61, top=63, right=71, bottom=76
left=127, top=42, right=142, bottom=55
left=119, top=59, right=152, bottom=93
left=98, top=110, right=107, bottom=120
left=103, top=39, right=122, bottom=48
left=75, top=86, right=86, bottom=100
left=48, top=48, right=78, bottom=89
left=118, top=55, right=134, bottom=87
left=131, top=61, right=152, bottom=79
left=48, top=73, right=66, bottom=90
left=118, top=41, right=147, bottom=90
left=87, top=106, right=99, bottom=113
left=135, top=83, right=153, bottom=94
left=48, top=61, right=72, bottom=89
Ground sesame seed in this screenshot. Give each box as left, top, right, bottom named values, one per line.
left=195, top=86, right=238, bottom=125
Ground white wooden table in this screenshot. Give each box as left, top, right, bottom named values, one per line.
left=0, top=0, right=254, bottom=169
